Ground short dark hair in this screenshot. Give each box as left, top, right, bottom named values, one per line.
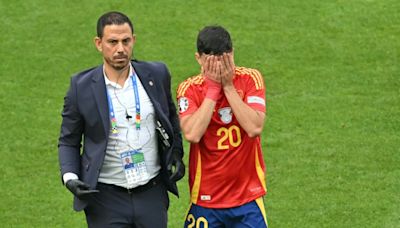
left=96, top=11, right=134, bottom=38
left=197, top=25, right=232, bottom=55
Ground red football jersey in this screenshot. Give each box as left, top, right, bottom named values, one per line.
left=177, top=67, right=267, bottom=208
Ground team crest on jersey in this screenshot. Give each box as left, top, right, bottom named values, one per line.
left=178, top=97, right=189, bottom=113
left=218, top=107, right=232, bottom=124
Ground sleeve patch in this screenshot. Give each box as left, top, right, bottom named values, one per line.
left=178, top=97, right=189, bottom=113
left=247, top=96, right=265, bottom=106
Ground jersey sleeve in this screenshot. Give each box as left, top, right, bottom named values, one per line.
left=176, top=79, right=200, bottom=117
left=244, top=69, right=266, bottom=113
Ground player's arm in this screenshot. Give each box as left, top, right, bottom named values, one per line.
left=180, top=98, right=216, bottom=143
left=220, top=53, right=265, bottom=137
left=224, top=87, right=265, bottom=137
left=180, top=56, right=221, bottom=143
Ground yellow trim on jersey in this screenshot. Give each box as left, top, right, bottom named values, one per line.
left=177, top=74, right=204, bottom=97
left=192, top=74, right=204, bottom=84
left=255, top=147, right=266, bottom=191
left=191, top=150, right=202, bottom=204
left=236, top=67, right=264, bottom=90
left=177, top=80, right=191, bottom=97
left=255, top=197, right=268, bottom=226
left=178, top=68, right=264, bottom=97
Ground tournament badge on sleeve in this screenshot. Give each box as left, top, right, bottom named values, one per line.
left=120, top=150, right=149, bottom=186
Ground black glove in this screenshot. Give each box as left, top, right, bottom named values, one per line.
left=168, top=153, right=185, bottom=182
left=66, top=179, right=99, bottom=198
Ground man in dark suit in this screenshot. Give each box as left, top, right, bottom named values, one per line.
left=58, top=11, right=184, bottom=227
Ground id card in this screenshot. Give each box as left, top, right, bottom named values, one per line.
left=121, top=150, right=149, bottom=186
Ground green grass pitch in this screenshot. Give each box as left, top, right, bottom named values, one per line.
left=0, top=0, right=399, bottom=227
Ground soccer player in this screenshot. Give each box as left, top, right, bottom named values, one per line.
left=177, top=25, right=268, bottom=227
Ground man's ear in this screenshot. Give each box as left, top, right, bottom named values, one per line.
left=230, top=49, right=235, bottom=66
left=131, top=34, right=137, bottom=46
left=94, top=37, right=102, bottom=52
left=195, top=52, right=202, bottom=66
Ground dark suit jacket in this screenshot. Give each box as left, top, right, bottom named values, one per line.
left=58, top=60, right=184, bottom=211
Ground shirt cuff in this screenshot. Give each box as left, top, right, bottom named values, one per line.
left=63, top=172, right=79, bottom=185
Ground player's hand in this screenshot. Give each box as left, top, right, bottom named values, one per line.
left=65, top=179, right=99, bottom=199
left=220, top=52, right=235, bottom=88
left=203, top=55, right=223, bottom=101
left=202, top=55, right=221, bottom=83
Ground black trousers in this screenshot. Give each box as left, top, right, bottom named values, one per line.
left=84, top=178, right=169, bottom=228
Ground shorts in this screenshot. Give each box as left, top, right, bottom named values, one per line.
left=184, top=197, right=268, bottom=228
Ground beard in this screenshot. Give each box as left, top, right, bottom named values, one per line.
left=105, top=55, right=130, bottom=71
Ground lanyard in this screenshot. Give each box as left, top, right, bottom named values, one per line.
left=131, top=73, right=141, bottom=130
left=106, top=72, right=141, bottom=135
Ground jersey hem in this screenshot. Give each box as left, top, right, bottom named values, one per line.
left=191, top=192, right=266, bottom=209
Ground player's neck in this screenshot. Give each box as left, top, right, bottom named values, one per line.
left=104, top=64, right=130, bottom=87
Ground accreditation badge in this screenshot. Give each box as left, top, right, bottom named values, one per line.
left=120, top=150, right=149, bottom=186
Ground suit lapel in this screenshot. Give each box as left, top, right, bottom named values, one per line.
left=131, top=61, right=174, bottom=146
left=91, top=66, right=110, bottom=137
left=132, top=61, right=163, bottom=112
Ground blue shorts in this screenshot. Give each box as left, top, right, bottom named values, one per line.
left=184, top=198, right=268, bottom=228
